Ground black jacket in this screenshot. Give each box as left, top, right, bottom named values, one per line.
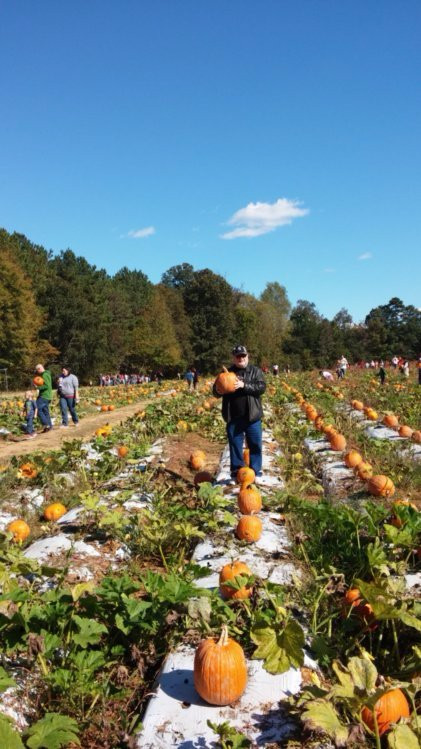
left=213, top=364, right=266, bottom=423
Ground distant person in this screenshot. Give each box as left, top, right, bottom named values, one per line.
left=184, top=367, right=194, bottom=391
left=22, top=390, right=37, bottom=438
left=57, top=366, right=79, bottom=427
left=193, top=368, right=199, bottom=390
left=34, top=363, right=53, bottom=432
left=418, top=356, right=421, bottom=385
left=320, top=370, right=334, bottom=381
left=392, top=356, right=399, bottom=369
left=377, top=364, right=386, bottom=386
left=338, top=355, right=348, bottom=378
left=402, top=360, right=410, bottom=379
left=272, top=364, right=279, bottom=376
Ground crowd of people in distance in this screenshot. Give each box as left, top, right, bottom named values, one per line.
left=99, top=373, right=154, bottom=386
left=319, top=355, right=421, bottom=386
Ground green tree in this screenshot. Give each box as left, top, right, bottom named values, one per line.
left=161, top=263, right=195, bottom=291
left=0, top=246, right=56, bottom=379
left=133, top=286, right=181, bottom=370
left=257, top=282, right=291, bottom=364
left=183, top=269, right=234, bottom=371
left=157, top=284, right=192, bottom=369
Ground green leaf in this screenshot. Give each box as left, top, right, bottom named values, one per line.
left=355, top=579, right=399, bottom=620
left=387, top=724, right=420, bottom=749
left=251, top=619, right=304, bottom=674
left=0, top=714, right=24, bottom=749
left=0, top=665, right=16, bottom=693
left=347, top=657, right=377, bottom=693
left=302, top=699, right=349, bottom=746
left=330, top=661, right=355, bottom=699
left=25, top=713, right=80, bottom=748
left=399, top=611, right=421, bottom=632
left=72, top=616, right=108, bottom=647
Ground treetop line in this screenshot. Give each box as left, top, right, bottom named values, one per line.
left=1, top=228, right=420, bottom=383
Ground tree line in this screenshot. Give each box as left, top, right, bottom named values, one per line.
left=1, top=228, right=420, bottom=384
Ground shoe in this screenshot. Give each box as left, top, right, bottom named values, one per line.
left=60, top=425, right=68, bottom=429
left=42, top=427, right=53, bottom=433
left=26, top=433, right=37, bottom=439
left=72, top=422, right=79, bottom=427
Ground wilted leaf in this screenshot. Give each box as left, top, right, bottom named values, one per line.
left=71, top=581, right=95, bottom=602
left=188, top=597, right=212, bottom=622
left=25, top=712, right=80, bottom=748
left=348, top=657, right=377, bottom=693
left=302, top=699, right=348, bottom=746
left=251, top=619, right=304, bottom=674
left=387, top=724, right=420, bottom=749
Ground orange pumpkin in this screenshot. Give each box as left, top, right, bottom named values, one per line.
left=33, top=376, right=44, bottom=387
left=236, top=515, right=262, bottom=542
left=238, top=484, right=262, bottom=515
left=117, top=445, right=129, bottom=458
left=108, top=404, right=115, bottom=411
left=398, top=425, right=413, bottom=438
left=194, top=470, right=213, bottom=487
left=43, top=503, right=67, bottom=521
left=101, top=405, right=108, bottom=412
left=17, top=462, right=38, bottom=479
left=7, top=519, right=30, bottom=542
left=361, top=688, right=410, bottom=735
left=367, top=475, right=395, bottom=498
left=214, top=366, right=238, bottom=395
left=365, top=408, right=378, bottom=421
left=237, top=466, right=255, bottom=485
left=383, top=413, right=399, bottom=429
left=344, top=450, right=363, bottom=469
left=411, top=430, right=421, bottom=443
left=351, top=400, right=364, bottom=411
left=314, top=416, right=325, bottom=431
left=194, top=625, right=247, bottom=705
left=219, top=561, right=253, bottom=600
left=329, top=433, right=347, bottom=451
left=190, top=450, right=206, bottom=471
left=323, top=425, right=337, bottom=438
left=356, top=461, right=374, bottom=480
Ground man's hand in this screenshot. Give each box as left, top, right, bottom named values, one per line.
left=234, top=378, right=245, bottom=390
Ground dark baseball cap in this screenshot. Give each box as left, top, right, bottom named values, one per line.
left=232, top=345, right=248, bottom=356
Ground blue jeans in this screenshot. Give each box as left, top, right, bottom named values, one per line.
left=36, top=397, right=52, bottom=427
left=60, top=396, right=78, bottom=425
left=227, top=418, right=262, bottom=475
left=24, top=415, right=35, bottom=434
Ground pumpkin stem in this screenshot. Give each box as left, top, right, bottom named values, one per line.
left=222, top=365, right=228, bottom=372
left=218, top=625, right=229, bottom=647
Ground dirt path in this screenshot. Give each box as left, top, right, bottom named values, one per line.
left=0, top=400, right=150, bottom=462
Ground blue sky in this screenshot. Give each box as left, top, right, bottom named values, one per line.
left=1, top=1, right=420, bottom=321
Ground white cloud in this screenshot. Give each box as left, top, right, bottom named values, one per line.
left=358, top=252, right=372, bottom=260
left=220, top=198, right=308, bottom=239
left=122, top=226, right=156, bottom=239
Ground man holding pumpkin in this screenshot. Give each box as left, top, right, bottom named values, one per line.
left=213, top=345, right=266, bottom=482
left=34, top=363, right=53, bottom=432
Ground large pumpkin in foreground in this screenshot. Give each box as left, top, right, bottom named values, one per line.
left=361, top=688, right=410, bottom=735
left=194, top=625, right=247, bottom=705
left=214, top=366, right=237, bottom=395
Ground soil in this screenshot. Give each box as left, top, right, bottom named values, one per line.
left=0, top=400, right=150, bottom=463
left=155, top=432, right=223, bottom=484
